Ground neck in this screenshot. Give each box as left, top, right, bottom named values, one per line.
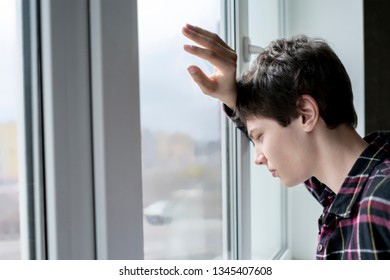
left=313, top=125, right=368, bottom=194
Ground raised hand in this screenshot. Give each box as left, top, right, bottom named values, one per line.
left=182, top=23, right=238, bottom=110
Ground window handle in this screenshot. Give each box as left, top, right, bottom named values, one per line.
left=243, top=36, right=264, bottom=62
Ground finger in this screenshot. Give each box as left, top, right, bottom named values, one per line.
left=187, top=66, right=218, bottom=94
left=182, top=26, right=236, bottom=61
left=185, top=23, right=230, bottom=49
left=184, top=44, right=236, bottom=72
left=182, top=26, right=235, bottom=60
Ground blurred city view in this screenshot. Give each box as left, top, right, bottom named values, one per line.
left=141, top=129, right=223, bottom=259
left=0, top=123, right=20, bottom=259
left=0, top=0, right=21, bottom=260
left=138, top=0, right=224, bottom=259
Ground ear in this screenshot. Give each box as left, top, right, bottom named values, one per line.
left=297, top=95, right=319, bottom=132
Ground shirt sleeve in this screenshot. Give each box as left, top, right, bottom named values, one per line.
left=222, top=103, right=250, bottom=140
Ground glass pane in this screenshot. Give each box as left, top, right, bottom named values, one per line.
left=138, top=0, right=223, bottom=259
left=0, top=0, right=21, bottom=259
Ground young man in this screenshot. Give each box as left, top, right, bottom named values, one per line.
left=182, top=23, right=390, bottom=260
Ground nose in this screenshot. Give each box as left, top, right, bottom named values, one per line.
left=254, top=153, right=267, bottom=165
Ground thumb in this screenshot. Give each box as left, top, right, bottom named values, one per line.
left=187, top=66, right=217, bottom=94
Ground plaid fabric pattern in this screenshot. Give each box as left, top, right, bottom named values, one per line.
left=305, top=131, right=390, bottom=259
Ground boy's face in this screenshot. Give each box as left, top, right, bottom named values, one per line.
left=246, top=115, right=313, bottom=187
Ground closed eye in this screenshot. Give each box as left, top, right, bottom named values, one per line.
left=254, top=133, right=263, bottom=142
left=248, top=128, right=263, bottom=142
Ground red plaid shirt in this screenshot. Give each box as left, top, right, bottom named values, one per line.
left=305, top=131, right=390, bottom=259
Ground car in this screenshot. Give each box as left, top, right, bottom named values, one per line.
left=144, top=200, right=173, bottom=225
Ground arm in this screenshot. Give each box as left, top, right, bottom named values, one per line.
left=182, top=23, right=237, bottom=110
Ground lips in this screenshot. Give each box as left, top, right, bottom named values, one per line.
left=269, top=169, right=277, bottom=177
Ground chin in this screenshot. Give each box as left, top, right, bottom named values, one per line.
left=280, top=178, right=305, bottom=187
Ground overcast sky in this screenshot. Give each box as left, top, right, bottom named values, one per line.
left=0, top=0, right=222, bottom=141
left=0, top=0, right=19, bottom=123
left=138, top=0, right=222, bottom=142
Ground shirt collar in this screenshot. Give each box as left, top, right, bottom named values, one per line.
left=305, top=131, right=390, bottom=218
left=305, top=177, right=335, bottom=210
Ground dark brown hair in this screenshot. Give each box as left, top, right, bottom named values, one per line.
left=236, top=35, right=357, bottom=128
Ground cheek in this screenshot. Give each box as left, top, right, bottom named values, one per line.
left=281, top=143, right=313, bottom=185
left=274, top=153, right=308, bottom=186
left=265, top=134, right=311, bottom=185
left=263, top=135, right=292, bottom=163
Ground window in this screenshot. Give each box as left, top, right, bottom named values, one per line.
left=138, top=0, right=224, bottom=260
left=1, top=0, right=365, bottom=261
left=0, top=0, right=22, bottom=259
